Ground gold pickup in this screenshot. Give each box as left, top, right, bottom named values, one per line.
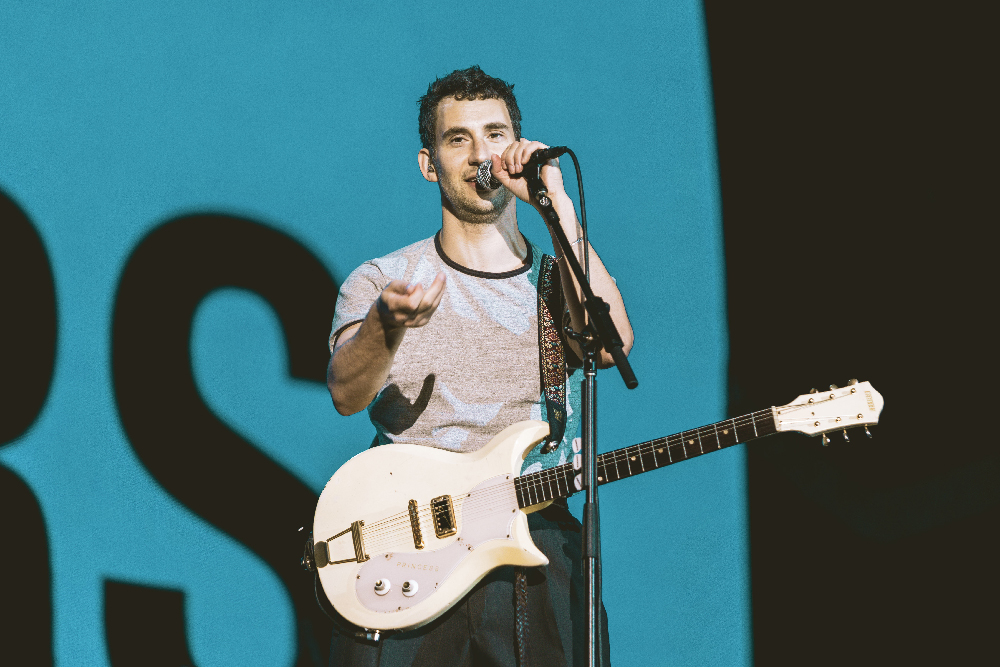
left=431, top=495, right=457, bottom=538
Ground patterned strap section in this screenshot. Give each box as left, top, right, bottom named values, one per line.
left=515, top=568, right=530, bottom=667
left=537, top=255, right=567, bottom=449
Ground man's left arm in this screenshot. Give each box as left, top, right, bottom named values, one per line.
left=492, top=140, right=634, bottom=367
left=544, top=189, right=633, bottom=368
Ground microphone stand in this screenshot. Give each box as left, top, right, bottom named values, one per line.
left=523, top=163, right=637, bottom=667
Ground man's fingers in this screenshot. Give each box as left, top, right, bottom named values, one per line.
left=414, top=274, right=445, bottom=314
left=378, top=273, right=447, bottom=328
left=426, top=272, right=447, bottom=299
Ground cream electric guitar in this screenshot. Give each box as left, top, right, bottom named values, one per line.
left=311, top=380, right=883, bottom=635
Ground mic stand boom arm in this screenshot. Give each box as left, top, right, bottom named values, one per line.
left=523, top=163, right=637, bottom=667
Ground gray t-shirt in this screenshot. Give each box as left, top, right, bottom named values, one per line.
left=330, top=233, right=579, bottom=474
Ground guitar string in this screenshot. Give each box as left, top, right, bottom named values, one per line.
left=363, top=412, right=769, bottom=544
left=517, top=410, right=773, bottom=492
left=362, top=473, right=589, bottom=549
left=355, top=409, right=779, bottom=545
left=361, top=410, right=774, bottom=544
left=361, top=478, right=525, bottom=534
left=361, top=485, right=522, bottom=543
left=361, top=402, right=866, bottom=551
left=364, top=491, right=520, bottom=551
left=363, top=431, right=761, bottom=550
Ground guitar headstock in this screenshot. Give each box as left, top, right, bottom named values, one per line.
left=773, top=380, right=883, bottom=443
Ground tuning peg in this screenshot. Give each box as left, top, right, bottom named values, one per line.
left=810, top=388, right=818, bottom=394
left=830, top=384, right=839, bottom=390
left=821, top=433, right=830, bottom=446
left=842, top=429, right=850, bottom=442
left=848, top=378, right=858, bottom=385
left=865, top=426, right=872, bottom=438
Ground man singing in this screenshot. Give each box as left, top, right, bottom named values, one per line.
left=327, top=66, right=632, bottom=666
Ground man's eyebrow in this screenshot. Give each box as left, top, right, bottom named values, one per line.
left=441, top=122, right=512, bottom=140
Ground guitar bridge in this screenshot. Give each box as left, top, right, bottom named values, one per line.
left=315, top=520, right=369, bottom=568
left=408, top=499, right=425, bottom=550
left=431, top=495, right=457, bottom=538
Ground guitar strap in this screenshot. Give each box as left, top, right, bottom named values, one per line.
left=537, top=253, right=568, bottom=450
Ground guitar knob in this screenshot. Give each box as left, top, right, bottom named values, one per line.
left=374, top=579, right=391, bottom=596
left=402, top=580, right=419, bottom=597
left=842, top=429, right=850, bottom=442
left=821, top=433, right=830, bottom=446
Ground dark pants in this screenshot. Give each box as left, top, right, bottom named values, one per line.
left=328, top=501, right=611, bottom=667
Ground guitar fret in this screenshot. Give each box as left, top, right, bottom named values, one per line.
left=735, top=416, right=755, bottom=443
left=639, top=441, right=657, bottom=473
left=674, top=437, right=684, bottom=462
left=611, top=452, right=624, bottom=481
left=725, top=418, right=739, bottom=446
left=757, top=410, right=777, bottom=437
left=712, top=423, right=721, bottom=450
left=751, top=413, right=758, bottom=437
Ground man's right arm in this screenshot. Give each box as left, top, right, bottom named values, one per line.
left=327, top=273, right=446, bottom=415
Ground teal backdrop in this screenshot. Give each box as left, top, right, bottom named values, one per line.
left=1, top=1, right=744, bottom=665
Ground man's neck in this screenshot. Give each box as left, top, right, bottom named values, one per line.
left=439, top=202, right=528, bottom=273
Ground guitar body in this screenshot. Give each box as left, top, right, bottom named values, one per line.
left=313, top=420, right=552, bottom=633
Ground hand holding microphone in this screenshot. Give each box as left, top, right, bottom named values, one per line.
left=476, top=141, right=569, bottom=192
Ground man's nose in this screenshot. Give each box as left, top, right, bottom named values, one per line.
left=471, top=137, right=491, bottom=164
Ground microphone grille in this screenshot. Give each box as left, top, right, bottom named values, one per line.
left=476, top=161, right=502, bottom=190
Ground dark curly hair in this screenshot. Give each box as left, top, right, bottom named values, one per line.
left=418, top=66, right=522, bottom=155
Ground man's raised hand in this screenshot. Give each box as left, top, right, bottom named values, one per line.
left=375, top=272, right=447, bottom=329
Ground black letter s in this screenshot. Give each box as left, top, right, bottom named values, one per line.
left=110, top=215, right=338, bottom=666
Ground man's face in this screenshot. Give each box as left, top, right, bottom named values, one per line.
left=421, top=97, right=516, bottom=224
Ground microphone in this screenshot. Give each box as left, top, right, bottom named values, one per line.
left=475, top=146, right=569, bottom=191
left=476, top=161, right=501, bottom=190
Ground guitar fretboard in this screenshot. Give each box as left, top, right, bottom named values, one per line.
left=514, top=408, right=777, bottom=510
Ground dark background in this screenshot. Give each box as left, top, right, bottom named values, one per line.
left=704, top=2, right=995, bottom=664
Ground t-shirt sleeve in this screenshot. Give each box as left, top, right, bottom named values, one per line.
left=329, top=261, right=389, bottom=352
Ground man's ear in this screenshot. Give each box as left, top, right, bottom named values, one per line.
left=418, top=148, right=438, bottom=183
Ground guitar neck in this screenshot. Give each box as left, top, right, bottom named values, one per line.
left=514, top=408, right=777, bottom=509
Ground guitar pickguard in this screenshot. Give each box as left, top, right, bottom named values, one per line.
left=355, top=474, right=518, bottom=614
